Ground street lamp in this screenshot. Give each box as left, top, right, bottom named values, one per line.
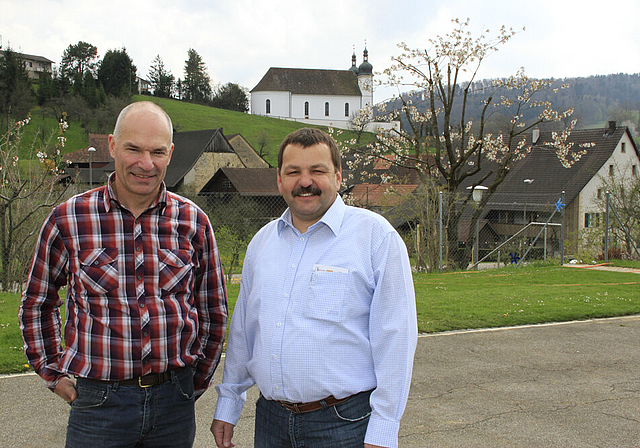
left=87, top=146, right=96, bottom=188
left=467, top=185, right=488, bottom=269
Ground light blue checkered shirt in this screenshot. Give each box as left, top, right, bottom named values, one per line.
left=214, top=195, right=417, bottom=447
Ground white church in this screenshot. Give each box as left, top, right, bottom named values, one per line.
left=250, top=48, right=375, bottom=130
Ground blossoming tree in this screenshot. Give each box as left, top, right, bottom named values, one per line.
left=0, top=114, right=72, bottom=291
left=346, top=19, right=592, bottom=269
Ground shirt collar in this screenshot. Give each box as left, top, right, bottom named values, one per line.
left=103, top=172, right=167, bottom=214
left=277, top=194, right=345, bottom=237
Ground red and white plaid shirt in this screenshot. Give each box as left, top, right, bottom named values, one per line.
left=20, top=176, right=227, bottom=396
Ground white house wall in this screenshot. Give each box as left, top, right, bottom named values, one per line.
left=252, top=91, right=362, bottom=121
left=578, top=131, right=640, bottom=233
left=290, top=94, right=362, bottom=121
left=251, top=91, right=290, bottom=116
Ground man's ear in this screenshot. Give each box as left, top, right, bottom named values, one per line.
left=108, top=134, right=115, bottom=159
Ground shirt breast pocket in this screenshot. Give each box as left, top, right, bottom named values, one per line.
left=158, top=249, right=193, bottom=293
left=306, top=270, right=352, bottom=323
left=77, top=248, right=119, bottom=294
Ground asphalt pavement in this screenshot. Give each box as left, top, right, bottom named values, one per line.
left=2, top=315, right=640, bottom=447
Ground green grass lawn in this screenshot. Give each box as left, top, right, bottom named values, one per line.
left=415, top=265, right=640, bottom=332
left=2, top=264, right=638, bottom=375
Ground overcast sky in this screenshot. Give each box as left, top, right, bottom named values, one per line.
left=2, top=0, right=639, bottom=104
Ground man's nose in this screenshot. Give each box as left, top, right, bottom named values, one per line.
left=137, top=151, right=154, bottom=170
left=298, top=171, right=313, bottom=187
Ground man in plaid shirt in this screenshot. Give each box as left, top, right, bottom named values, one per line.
left=19, top=101, right=228, bottom=447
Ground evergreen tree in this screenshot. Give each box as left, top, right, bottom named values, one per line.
left=60, top=41, right=99, bottom=80
left=183, top=48, right=211, bottom=103
left=0, top=48, right=34, bottom=131
left=98, top=48, right=137, bottom=97
left=176, top=78, right=183, bottom=100
left=148, top=55, right=175, bottom=98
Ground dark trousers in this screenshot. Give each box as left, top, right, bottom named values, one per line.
left=65, top=367, right=195, bottom=448
left=254, top=390, right=372, bottom=448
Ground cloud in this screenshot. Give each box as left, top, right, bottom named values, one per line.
left=1, top=0, right=638, bottom=105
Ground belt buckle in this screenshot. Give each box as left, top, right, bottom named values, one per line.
left=138, top=376, right=152, bottom=388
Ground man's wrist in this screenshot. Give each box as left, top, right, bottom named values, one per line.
left=46, top=373, right=70, bottom=392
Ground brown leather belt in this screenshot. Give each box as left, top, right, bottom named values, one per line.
left=275, top=394, right=353, bottom=414
left=82, top=367, right=185, bottom=388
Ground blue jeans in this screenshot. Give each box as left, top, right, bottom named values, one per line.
left=254, top=390, right=372, bottom=448
left=65, top=367, right=196, bottom=448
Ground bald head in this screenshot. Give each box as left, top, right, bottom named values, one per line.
left=113, top=101, right=173, bottom=143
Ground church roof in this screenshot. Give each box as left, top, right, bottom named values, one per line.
left=251, top=67, right=362, bottom=96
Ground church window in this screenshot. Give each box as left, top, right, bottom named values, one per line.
left=344, top=103, right=349, bottom=117
left=304, top=102, right=309, bottom=117
left=325, top=102, right=330, bottom=117
left=266, top=99, right=271, bottom=114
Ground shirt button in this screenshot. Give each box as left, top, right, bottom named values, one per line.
left=275, top=386, right=280, bottom=390
left=291, top=263, right=296, bottom=268
left=140, top=303, right=145, bottom=308
left=136, top=247, right=141, bottom=251
left=137, top=275, right=142, bottom=280
left=276, top=322, right=282, bottom=327
left=284, top=293, right=289, bottom=298
left=300, top=237, right=304, bottom=242
left=272, top=355, right=278, bottom=360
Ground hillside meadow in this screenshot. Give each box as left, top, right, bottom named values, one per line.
left=18, top=95, right=374, bottom=168
left=2, top=264, right=639, bottom=374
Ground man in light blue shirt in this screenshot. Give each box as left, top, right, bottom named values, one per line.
left=211, top=128, right=417, bottom=448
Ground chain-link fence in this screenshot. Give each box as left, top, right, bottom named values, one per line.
left=6, top=187, right=638, bottom=293
left=466, top=191, right=565, bottom=270
left=379, top=188, right=566, bottom=272
left=190, top=190, right=568, bottom=274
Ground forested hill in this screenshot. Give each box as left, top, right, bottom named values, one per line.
left=383, top=73, right=640, bottom=135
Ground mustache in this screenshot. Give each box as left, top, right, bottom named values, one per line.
left=292, top=185, right=322, bottom=197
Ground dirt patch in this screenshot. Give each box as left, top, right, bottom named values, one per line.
left=563, top=263, right=640, bottom=274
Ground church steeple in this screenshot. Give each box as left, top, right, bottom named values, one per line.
left=358, top=45, right=372, bottom=75
left=355, top=42, right=373, bottom=108
left=349, top=45, right=359, bottom=75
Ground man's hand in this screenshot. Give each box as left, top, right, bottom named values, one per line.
left=211, top=419, right=235, bottom=448
left=53, top=377, right=77, bottom=404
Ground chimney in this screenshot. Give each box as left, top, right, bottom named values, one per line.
left=607, top=121, right=616, bottom=134
left=532, top=128, right=540, bottom=145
